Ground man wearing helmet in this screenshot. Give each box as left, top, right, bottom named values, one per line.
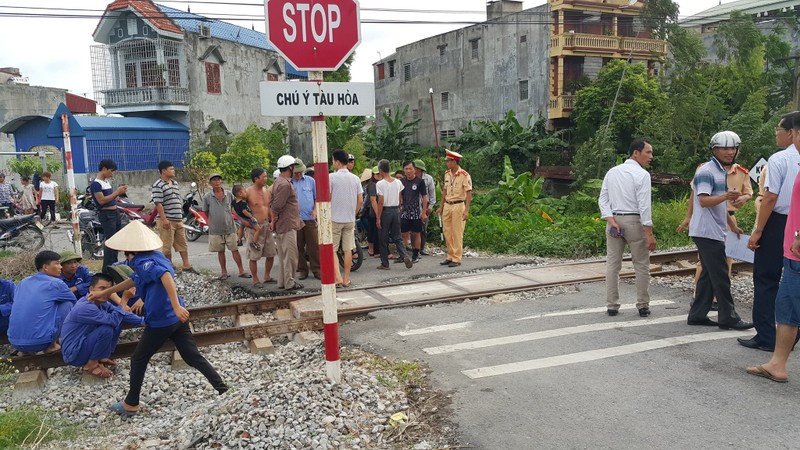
left=686, top=131, right=753, bottom=330
left=270, top=155, right=305, bottom=291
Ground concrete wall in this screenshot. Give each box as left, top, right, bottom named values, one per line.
left=0, top=84, right=68, bottom=188
left=181, top=34, right=312, bottom=161
left=374, top=4, right=551, bottom=148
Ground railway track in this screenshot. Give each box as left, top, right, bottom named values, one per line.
left=7, top=249, right=744, bottom=371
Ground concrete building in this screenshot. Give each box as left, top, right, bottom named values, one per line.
left=373, top=0, right=667, bottom=147
left=91, top=0, right=310, bottom=156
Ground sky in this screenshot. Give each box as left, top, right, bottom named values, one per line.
left=0, top=0, right=725, bottom=102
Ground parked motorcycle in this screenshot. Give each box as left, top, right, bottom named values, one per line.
left=67, top=196, right=105, bottom=259
left=182, top=182, right=208, bottom=242
left=337, top=221, right=365, bottom=272
left=0, top=214, right=45, bottom=253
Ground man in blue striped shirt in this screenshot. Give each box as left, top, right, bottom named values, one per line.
left=687, top=131, right=753, bottom=330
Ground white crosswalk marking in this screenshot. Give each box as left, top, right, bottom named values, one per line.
left=423, top=313, right=707, bottom=355
left=397, top=321, right=474, bottom=336
left=462, top=330, right=751, bottom=379
left=515, top=300, right=675, bottom=321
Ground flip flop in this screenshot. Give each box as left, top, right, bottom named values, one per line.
left=746, top=365, right=788, bottom=383
left=252, top=282, right=264, bottom=289
left=263, top=279, right=277, bottom=284
left=238, top=273, right=252, bottom=278
left=110, top=401, right=139, bottom=417
left=99, top=358, right=117, bottom=368
left=83, top=365, right=113, bottom=379
left=218, top=274, right=230, bottom=281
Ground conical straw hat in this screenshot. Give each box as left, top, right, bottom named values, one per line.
left=105, top=220, right=163, bottom=252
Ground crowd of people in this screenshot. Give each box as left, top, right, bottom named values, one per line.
left=0, top=148, right=474, bottom=415
left=600, top=112, right=800, bottom=383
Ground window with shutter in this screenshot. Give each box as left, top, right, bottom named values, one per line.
left=206, top=62, right=221, bottom=94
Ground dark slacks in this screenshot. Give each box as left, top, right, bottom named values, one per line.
left=420, top=216, right=429, bottom=252
left=366, top=215, right=379, bottom=249
left=125, top=321, right=226, bottom=407
left=99, top=209, right=122, bottom=273
left=296, top=220, right=320, bottom=277
left=752, top=213, right=787, bottom=347
left=40, top=200, right=56, bottom=221
left=689, top=237, right=741, bottom=326
left=379, top=207, right=406, bottom=266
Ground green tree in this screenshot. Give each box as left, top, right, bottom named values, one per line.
left=367, top=105, right=421, bottom=161
left=323, top=54, right=354, bottom=82
left=570, top=126, right=620, bottom=185
left=219, top=124, right=272, bottom=182
left=183, top=150, right=219, bottom=190
left=326, top=115, right=366, bottom=150
left=7, top=155, right=62, bottom=178
left=572, top=60, right=669, bottom=150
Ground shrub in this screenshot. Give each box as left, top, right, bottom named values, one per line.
left=0, top=406, right=81, bottom=448
left=0, top=252, right=36, bottom=282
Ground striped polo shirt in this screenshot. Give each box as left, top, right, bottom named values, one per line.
left=689, top=157, right=728, bottom=242
left=152, top=178, right=183, bottom=221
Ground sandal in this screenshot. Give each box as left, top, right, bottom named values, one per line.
left=218, top=274, right=230, bottom=281
left=238, top=273, right=252, bottom=278
left=83, top=365, right=113, bottom=379
left=99, top=358, right=117, bottom=368
left=110, top=401, right=139, bottom=417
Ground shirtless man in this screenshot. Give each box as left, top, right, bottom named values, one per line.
left=246, top=168, right=277, bottom=287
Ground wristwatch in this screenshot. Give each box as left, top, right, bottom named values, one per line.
left=795, top=230, right=800, bottom=240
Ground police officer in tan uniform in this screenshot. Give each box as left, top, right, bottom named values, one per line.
left=436, top=150, right=472, bottom=267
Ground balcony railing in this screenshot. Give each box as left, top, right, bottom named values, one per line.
left=101, top=86, right=190, bottom=108
left=549, top=95, right=576, bottom=119
left=551, top=33, right=667, bottom=55
left=550, top=0, right=643, bottom=9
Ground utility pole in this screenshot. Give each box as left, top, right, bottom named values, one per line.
left=429, top=88, right=440, bottom=162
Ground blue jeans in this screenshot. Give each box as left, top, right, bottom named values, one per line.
left=775, top=258, right=800, bottom=327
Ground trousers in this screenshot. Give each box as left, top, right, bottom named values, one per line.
left=99, top=209, right=122, bottom=273
left=125, top=321, right=226, bottom=407
left=12, top=301, right=73, bottom=353
left=275, top=230, right=299, bottom=289
left=296, top=220, right=320, bottom=276
left=605, top=215, right=650, bottom=310
left=63, top=324, right=120, bottom=367
left=752, top=213, right=787, bottom=347
left=689, top=237, right=741, bottom=326
left=443, top=202, right=466, bottom=263
left=380, top=207, right=406, bottom=266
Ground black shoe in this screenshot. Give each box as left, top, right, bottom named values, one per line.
left=440, top=260, right=452, bottom=265
left=737, top=337, right=774, bottom=352
left=420, top=250, right=430, bottom=256
left=297, top=273, right=309, bottom=280
left=710, top=303, right=718, bottom=312
left=394, top=258, right=405, bottom=264
left=412, top=256, right=420, bottom=263
left=718, top=320, right=754, bottom=330
left=687, top=317, right=718, bottom=326
left=377, top=265, right=390, bottom=270
left=638, top=308, right=651, bottom=317
left=607, top=309, right=619, bottom=317
left=448, top=261, right=461, bottom=267
left=285, top=283, right=304, bottom=291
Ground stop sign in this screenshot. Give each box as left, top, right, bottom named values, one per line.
left=265, top=0, right=361, bottom=72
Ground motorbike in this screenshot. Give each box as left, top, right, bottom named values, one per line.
left=0, top=214, right=45, bottom=253
left=68, top=194, right=105, bottom=259
left=182, top=182, right=208, bottom=242
left=337, top=220, right=365, bottom=272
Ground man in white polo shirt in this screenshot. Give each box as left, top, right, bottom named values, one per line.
left=330, top=149, right=363, bottom=287
left=599, top=140, right=657, bottom=317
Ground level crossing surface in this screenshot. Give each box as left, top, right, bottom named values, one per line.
left=342, top=281, right=800, bottom=449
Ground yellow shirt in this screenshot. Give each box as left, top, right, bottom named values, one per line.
left=726, top=163, right=753, bottom=212
left=444, top=168, right=473, bottom=202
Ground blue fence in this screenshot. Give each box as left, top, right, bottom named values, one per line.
left=85, top=137, right=188, bottom=172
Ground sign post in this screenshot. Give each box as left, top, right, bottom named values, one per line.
left=265, top=0, right=362, bottom=384
left=60, top=114, right=82, bottom=255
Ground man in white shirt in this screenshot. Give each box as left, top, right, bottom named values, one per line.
left=375, top=159, right=412, bottom=270
left=598, top=140, right=657, bottom=317
left=330, top=150, right=363, bottom=287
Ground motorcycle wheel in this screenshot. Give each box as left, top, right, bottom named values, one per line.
left=3, top=225, right=45, bottom=253
left=337, top=243, right=364, bottom=272
left=81, top=233, right=103, bottom=260
left=184, top=217, right=201, bottom=242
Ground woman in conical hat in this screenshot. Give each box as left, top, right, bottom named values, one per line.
left=90, top=221, right=228, bottom=416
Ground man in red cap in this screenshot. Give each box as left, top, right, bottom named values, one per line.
left=435, top=149, right=472, bottom=267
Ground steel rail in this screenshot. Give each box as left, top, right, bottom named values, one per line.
left=6, top=249, right=731, bottom=371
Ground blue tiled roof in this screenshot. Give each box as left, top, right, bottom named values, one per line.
left=75, top=116, right=189, bottom=132
left=156, top=4, right=308, bottom=78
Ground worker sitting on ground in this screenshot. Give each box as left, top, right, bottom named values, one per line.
left=7, top=250, right=77, bottom=355
left=59, top=251, right=94, bottom=300
left=60, top=273, right=144, bottom=379
left=0, top=278, right=15, bottom=339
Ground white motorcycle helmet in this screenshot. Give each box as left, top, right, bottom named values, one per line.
left=709, top=131, right=741, bottom=149
left=276, top=155, right=297, bottom=170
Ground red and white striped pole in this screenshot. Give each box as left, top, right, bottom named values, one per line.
left=61, top=113, right=82, bottom=255
left=309, top=71, right=341, bottom=383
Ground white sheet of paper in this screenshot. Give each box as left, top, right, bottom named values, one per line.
left=725, top=231, right=754, bottom=263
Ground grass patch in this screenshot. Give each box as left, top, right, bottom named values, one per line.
left=0, top=406, right=82, bottom=449
left=359, top=354, right=425, bottom=387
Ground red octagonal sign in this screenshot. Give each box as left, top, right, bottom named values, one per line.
left=265, top=0, right=361, bottom=72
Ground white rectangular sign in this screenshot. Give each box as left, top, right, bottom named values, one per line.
left=750, top=157, right=767, bottom=184
left=260, top=81, right=374, bottom=117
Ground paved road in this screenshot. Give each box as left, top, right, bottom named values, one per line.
left=41, top=225, right=534, bottom=296
left=341, top=282, right=800, bottom=450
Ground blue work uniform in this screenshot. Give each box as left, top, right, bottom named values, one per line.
left=61, top=297, right=143, bottom=366
left=0, top=279, right=16, bottom=337
left=59, top=265, right=94, bottom=300
left=130, top=251, right=184, bottom=328
left=8, top=272, right=76, bottom=353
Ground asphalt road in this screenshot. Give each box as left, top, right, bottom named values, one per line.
left=341, top=281, right=800, bottom=450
